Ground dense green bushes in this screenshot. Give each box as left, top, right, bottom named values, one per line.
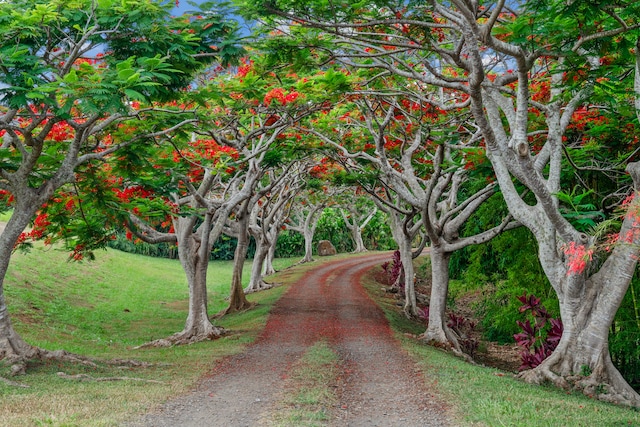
left=108, top=208, right=396, bottom=260
left=109, top=232, right=256, bottom=260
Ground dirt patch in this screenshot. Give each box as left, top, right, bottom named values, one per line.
left=126, top=253, right=451, bottom=426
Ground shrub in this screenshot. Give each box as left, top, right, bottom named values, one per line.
left=381, top=250, right=403, bottom=290
left=447, top=312, right=479, bottom=358
left=513, top=293, right=563, bottom=371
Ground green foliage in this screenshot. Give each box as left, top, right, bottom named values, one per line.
left=361, top=211, right=396, bottom=250
left=314, top=208, right=352, bottom=253
left=451, top=225, right=556, bottom=344
left=108, top=231, right=178, bottom=259
left=0, top=0, right=241, bottom=109
left=275, top=229, right=305, bottom=258
left=555, top=188, right=605, bottom=232
left=108, top=231, right=257, bottom=261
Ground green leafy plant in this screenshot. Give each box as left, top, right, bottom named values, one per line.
left=555, top=188, right=605, bottom=232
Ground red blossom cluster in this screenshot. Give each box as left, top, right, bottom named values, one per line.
left=237, top=58, right=254, bottom=78
left=0, top=189, right=13, bottom=204
left=309, top=157, right=342, bottom=179
left=383, top=135, right=401, bottom=150
left=15, top=213, right=51, bottom=247
left=563, top=241, right=594, bottom=275
left=48, top=121, right=74, bottom=142
left=263, top=88, right=301, bottom=106
left=112, top=186, right=153, bottom=203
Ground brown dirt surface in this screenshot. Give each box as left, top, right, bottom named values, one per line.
left=126, top=253, right=452, bottom=427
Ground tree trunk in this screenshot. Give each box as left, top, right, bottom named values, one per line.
left=422, top=246, right=460, bottom=349
left=0, top=196, right=101, bottom=370
left=177, top=239, right=223, bottom=340
left=520, top=292, right=640, bottom=406
left=245, top=240, right=272, bottom=293
left=263, top=240, right=276, bottom=276
left=0, top=199, right=43, bottom=362
left=300, top=226, right=315, bottom=263
left=224, top=216, right=252, bottom=314
left=351, top=225, right=367, bottom=253
left=136, top=218, right=224, bottom=348
left=389, top=215, right=417, bottom=317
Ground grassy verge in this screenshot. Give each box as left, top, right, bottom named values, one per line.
left=0, top=245, right=304, bottom=427
left=270, top=340, right=340, bottom=427
left=360, top=266, right=640, bottom=427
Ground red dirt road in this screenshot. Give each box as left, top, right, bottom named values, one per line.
left=128, top=253, right=450, bottom=426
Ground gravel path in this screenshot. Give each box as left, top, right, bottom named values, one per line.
left=126, top=253, right=450, bottom=426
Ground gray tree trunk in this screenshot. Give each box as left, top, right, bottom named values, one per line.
left=225, top=203, right=252, bottom=314
left=263, top=241, right=276, bottom=276
left=245, top=240, right=272, bottom=293
left=172, top=216, right=224, bottom=342
left=422, top=247, right=454, bottom=346
left=388, top=213, right=417, bottom=316
left=301, top=226, right=315, bottom=262
left=351, top=226, right=367, bottom=253
left=0, top=198, right=42, bottom=361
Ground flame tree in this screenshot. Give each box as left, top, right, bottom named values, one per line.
left=0, top=0, right=241, bottom=371
left=246, top=0, right=640, bottom=405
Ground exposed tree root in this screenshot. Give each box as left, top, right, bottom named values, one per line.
left=244, top=280, right=276, bottom=294
left=4, top=348, right=100, bottom=377
left=102, top=358, right=159, bottom=368
left=1, top=346, right=158, bottom=379
left=134, top=326, right=227, bottom=349
left=517, top=364, right=640, bottom=408
left=0, top=375, right=29, bottom=387
left=217, top=301, right=256, bottom=317
left=295, top=256, right=315, bottom=265
left=56, top=372, right=164, bottom=384
left=420, top=327, right=474, bottom=364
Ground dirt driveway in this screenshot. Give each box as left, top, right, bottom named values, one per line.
left=127, top=253, right=450, bottom=426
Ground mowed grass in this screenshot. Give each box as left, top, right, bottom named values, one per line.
left=360, top=266, right=640, bottom=427
left=271, top=340, right=340, bottom=427
left=0, top=244, right=300, bottom=427
left=4, top=244, right=640, bottom=427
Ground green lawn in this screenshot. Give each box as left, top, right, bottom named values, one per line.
left=0, top=244, right=299, bottom=426
left=1, top=246, right=639, bottom=426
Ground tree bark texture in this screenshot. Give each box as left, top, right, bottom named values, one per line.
left=0, top=195, right=51, bottom=361
left=421, top=247, right=459, bottom=349
left=225, top=207, right=252, bottom=314
left=245, top=240, right=272, bottom=293
left=388, top=213, right=417, bottom=317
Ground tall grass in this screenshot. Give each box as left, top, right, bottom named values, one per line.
left=0, top=244, right=298, bottom=426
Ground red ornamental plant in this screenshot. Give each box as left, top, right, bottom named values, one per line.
left=514, top=293, right=563, bottom=371
left=447, top=312, right=479, bottom=358
left=381, top=250, right=404, bottom=290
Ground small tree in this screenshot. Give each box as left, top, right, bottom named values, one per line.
left=246, top=166, right=304, bottom=292
left=339, top=193, right=377, bottom=253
